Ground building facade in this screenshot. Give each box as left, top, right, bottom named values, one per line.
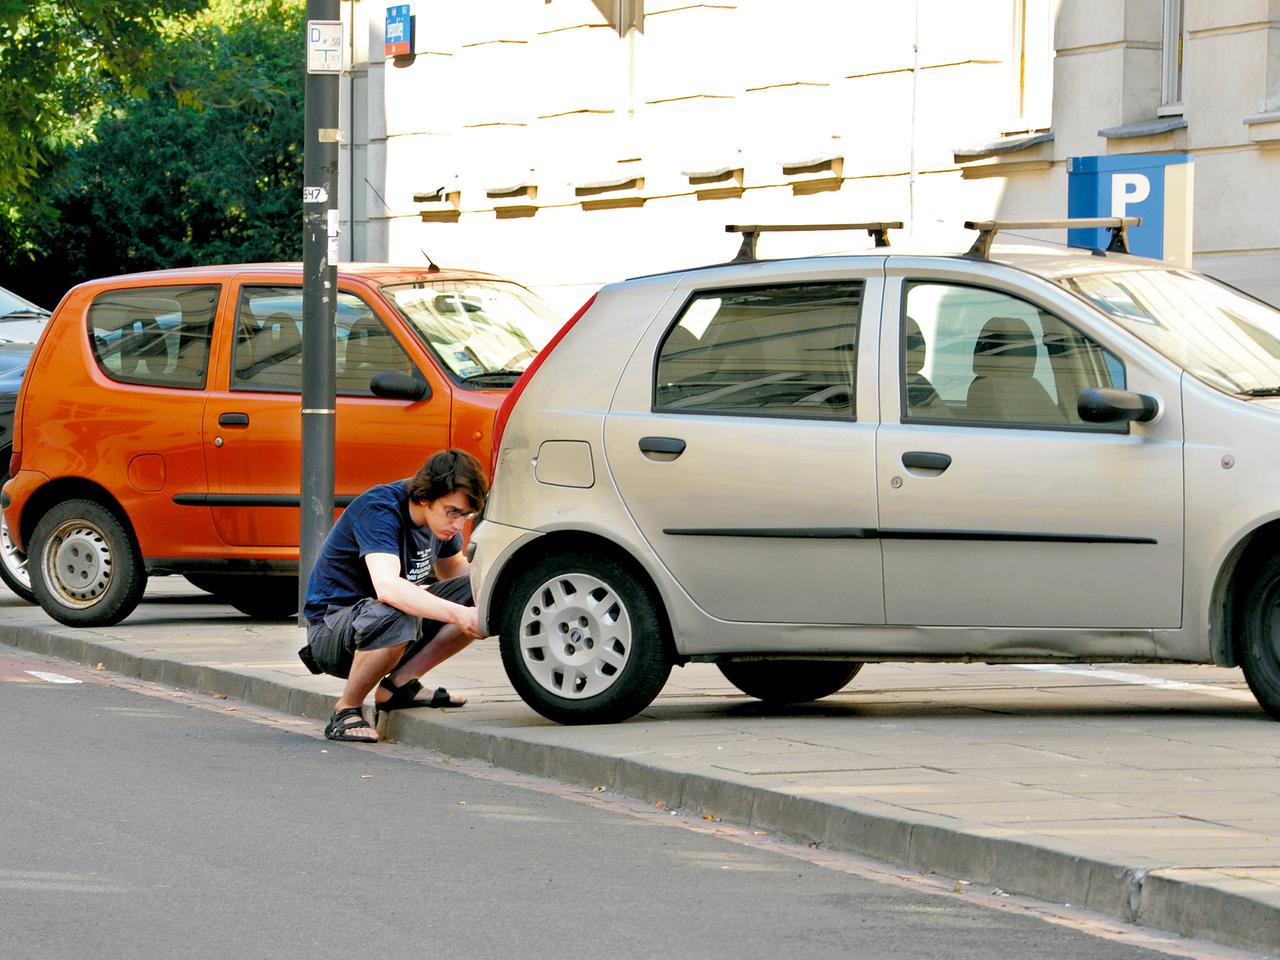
left=337, top=1, right=1280, bottom=311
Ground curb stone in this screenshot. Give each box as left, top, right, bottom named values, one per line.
left=4, top=620, right=1278, bottom=955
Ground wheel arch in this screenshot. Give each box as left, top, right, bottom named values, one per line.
left=18, top=477, right=136, bottom=551
left=484, top=529, right=684, bottom=666
left=1211, top=520, right=1280, bottom=667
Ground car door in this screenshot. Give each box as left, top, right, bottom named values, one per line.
left=603, top=268, right=886, bottom=624
left=202, top=281, right=450, bottom=547
left=875, top=261, right=1184, bottom=631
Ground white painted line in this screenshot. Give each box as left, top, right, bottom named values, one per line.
left=24, top=670, right=83, bottom=685
left=1016, top=664, right=1254, bottom=702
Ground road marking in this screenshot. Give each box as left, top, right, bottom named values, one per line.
left=1017, top=664, right=1255, bottom=702
left=24, top=670, right=83, bottom=685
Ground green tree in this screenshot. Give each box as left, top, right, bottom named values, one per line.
left=0, top=0, right=203, bottom=200
left=3, top=0, right=304, bottom=304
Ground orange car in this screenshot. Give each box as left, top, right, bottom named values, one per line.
left=2, top=263, right=562, bottom=627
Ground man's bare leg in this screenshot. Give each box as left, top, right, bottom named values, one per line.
left=334, top=644, right=406, bottom=739
left=377, top=624, right=477, bottom=707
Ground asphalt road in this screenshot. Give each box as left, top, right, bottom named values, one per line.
left=1, top=648, right=1258, bottom=960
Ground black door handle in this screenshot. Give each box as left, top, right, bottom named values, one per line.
left=901, top=451, right=951, bottom=471
left=638, top=436, right=686, bottom=457
left=218, top=412, right=250, bottom=427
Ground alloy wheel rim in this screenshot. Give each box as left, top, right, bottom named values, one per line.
left=43, top=520, right=112, bottom=606
left=0, top=510, right=29, bottom=592
left=519, top=572, right=631, bottom=699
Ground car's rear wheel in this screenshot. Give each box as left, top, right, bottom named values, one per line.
left=0, top=458, right=35, bottom=602
left=185, top=572, right=299, bottom=620
left=499, top=551, right=672, bottom=725
left=29, top=499, right=147, bottom=627
left=717, top=659, right=863, bottom=705
left=1240, top=555, right=1280, bottom=719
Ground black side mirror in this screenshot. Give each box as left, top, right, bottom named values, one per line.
left=1078, top=387, right=1159, bottom=424
left=370, top=371, right=429, bottom=401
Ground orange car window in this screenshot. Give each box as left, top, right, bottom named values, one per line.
left=88, top=285, right=219, bottom=390
left=230, top=285, right=415, bottom=395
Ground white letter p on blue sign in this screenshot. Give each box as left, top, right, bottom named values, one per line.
left=1111, top=173, right=1151, bottom=217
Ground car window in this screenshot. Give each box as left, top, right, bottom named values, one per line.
left=382, top=279, right=560, bottom=386
left=902, top=282, right=1124, bottom=429
left=231, top=286, right=416, bottom=394
left=654, top=282, right=862, bottom=419
left=88, top=285, right=219, bottom=390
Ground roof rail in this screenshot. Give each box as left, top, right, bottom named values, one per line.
left=726, top=222, right=904, bottom=262
left=963, top=217, right=1141, bottom=260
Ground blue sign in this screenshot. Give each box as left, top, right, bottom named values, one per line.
left=385, top=4, right=412, bottom=57
left=1067, top=153, right=1193, bottom=262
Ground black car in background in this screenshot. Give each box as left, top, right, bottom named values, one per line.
left=0, top=285, right=51, bottom=602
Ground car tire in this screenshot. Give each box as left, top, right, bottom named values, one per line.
left=29, top=498, right=147, bottom=627
left=1239, top=555, right=1280, bottom=719
left=717, top=660, right=863, bottom=705
left=499, top=551, right=672, bottom=725
left=185, top=573, right=299, bottom=620
left=0, top=458, right=36, bottom=603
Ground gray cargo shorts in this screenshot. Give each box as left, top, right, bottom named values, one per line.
left=303, top=575, right=473, bottom=679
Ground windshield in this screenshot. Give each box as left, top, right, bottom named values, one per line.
left=381, top=279, right=561, bottom=382
left=1059, top=268, right=1280, bottom=395
left=0, top=316, right=49, bottom=344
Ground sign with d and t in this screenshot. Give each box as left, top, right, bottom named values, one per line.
left=307, top=20, right=343, bottom=74
left=1067, top=154, right=1194, bottom=265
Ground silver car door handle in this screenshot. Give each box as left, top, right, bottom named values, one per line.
left=638, top=436, right=686, bottom=459
left=901, top=451, right=951, bottom=473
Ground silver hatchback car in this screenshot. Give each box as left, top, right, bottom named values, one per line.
left=470, top=219, right=1280, bottom=725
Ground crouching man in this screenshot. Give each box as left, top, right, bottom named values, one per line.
left=300, top=449, right=488, bottom=743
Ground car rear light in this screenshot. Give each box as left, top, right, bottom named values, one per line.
left=489, top=292, right=598, bottom=478
left=7, top=450, right=18, bottom=477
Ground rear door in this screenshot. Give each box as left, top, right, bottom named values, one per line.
left=604, top=267, right=886, bottom=625
left=202, top=281, right=450, bottom=547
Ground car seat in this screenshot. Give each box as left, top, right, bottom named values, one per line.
left=904, top=316, right=950, bottom=418
left=965, top=315, right=1065, bottom=423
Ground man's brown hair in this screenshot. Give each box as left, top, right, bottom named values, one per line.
left=406, top=449, right=488, bottom=512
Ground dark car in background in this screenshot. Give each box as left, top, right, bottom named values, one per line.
left=0, top=285, right=51, bottom=602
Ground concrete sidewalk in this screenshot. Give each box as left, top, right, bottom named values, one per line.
left=4, top=579, right=1280, bottom=955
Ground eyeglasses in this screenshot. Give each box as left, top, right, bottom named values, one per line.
left=442, top=506, right=477, bottom=521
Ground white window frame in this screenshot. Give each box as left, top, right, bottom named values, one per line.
left=1159, top=0, right=1186, bottom=115
left=1009, top=0, right=1055, bottom=132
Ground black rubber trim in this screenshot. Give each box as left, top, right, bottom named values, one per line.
left=879, top=528, right=1157, bottom=545
left=662, top=526, right=1156, bottom=545
left=173, top=493, right=359, bottom=508
left=663, top=528, right=877, bottom=539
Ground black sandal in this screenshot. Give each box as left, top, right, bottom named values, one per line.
left=375, top=676, right=465, bottom=720
left=324, top=706, right=377, bottom=742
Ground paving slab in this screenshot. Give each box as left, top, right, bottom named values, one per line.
left=3, top=579, right=1280, bottom=955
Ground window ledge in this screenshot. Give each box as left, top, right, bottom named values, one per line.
left=954, top=131, right=1053, bottom=162
left=1244, top=110, right=1280, bottom=146
left=1098, top=117, right=1187, bottom=140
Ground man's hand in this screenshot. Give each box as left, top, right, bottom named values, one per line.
left=454, top=605, right=486, bottom=640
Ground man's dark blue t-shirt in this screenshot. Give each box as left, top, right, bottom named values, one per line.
left=303, top=479, right=462, bottom=623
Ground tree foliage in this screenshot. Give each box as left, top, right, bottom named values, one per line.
left=0, top=0, right=305, bottom=306
left=0, top=0, right=204, bottom=199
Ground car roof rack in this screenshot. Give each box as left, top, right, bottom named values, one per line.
left=726, top=222, right=904, bottom=262
left=963, top=216, right=1141, bottom=260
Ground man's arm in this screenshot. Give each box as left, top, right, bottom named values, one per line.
left=433, top=551, right=468, bottom=582
left=364, top=552, right=482, bottom=637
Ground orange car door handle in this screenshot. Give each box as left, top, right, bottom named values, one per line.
left=218, top=412, right=250, bottom=428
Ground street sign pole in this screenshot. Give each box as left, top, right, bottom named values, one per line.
left=299, top=1, right=342, bottom=623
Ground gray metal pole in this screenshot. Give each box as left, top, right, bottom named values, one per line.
left=298, top=0, right=341, bottom=623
